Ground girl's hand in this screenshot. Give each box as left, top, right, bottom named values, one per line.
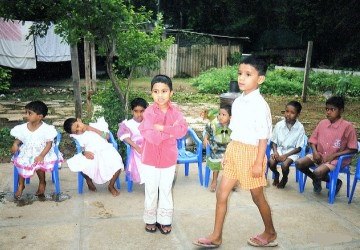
left=272, top=152, right=280, bottom=161
left=134, top=145, right=142, bottom=154
left=251, top=162, right=263, bottom=178
left=34, top=155, right=44, bottom=163
left=83, top=151, right=95, bottom=160
left=11, top=144, right=19, bottom=154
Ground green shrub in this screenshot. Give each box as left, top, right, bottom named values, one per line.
left=0, top=67, right=11, bottom=93
left=0, top=127, right=12, bottom=161
left=92, top=81, right=149, bottom=133
left=193, top=67, right=360, bottom=97
left=192, top=66, right=238, bottom=94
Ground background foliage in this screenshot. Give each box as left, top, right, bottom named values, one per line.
left=0, top=67, right=11, bottom=93
left=192, top=66, right=360, bottom=97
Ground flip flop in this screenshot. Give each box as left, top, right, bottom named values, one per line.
left=145, top=223, right=157, bottom=233
left=193, top=237, right=220, bottom=248
left=247, top=235, right=278, bottom=247
left=156, top=223, right=172, bottom=235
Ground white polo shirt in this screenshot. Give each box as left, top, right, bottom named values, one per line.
left=229, top=89, right=272, bottom=146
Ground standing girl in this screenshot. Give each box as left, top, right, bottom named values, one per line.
left=139, top=75, right=188, bottom=234
left=11, top=100, right=63, bottom=198
left=117, top=97, right=148, bottom=184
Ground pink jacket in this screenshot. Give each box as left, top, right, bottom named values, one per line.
left=139, top=102, right=188, bottom=168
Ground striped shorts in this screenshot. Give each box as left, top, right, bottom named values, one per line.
left=223, top=141, right=267, bottom=190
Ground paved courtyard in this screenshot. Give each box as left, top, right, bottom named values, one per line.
left=1, top=162, right=360, bottom=249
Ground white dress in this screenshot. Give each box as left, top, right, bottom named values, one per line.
left=67, top=118, right=124, bottom=184
left=10, top=122, right=63, bottom=178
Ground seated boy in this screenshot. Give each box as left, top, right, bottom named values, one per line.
left=295, top=96, right=358, bottom=194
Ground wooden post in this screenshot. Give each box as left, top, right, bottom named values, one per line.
left=84, top=40, right=92, bottom=117
left=302, top=41, right=313, bottom=102
left=70, top=44, right=82, bottom=118
left=90, top=42, right=97, bottom=92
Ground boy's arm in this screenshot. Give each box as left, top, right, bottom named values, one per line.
left=252, top=139, right=267, bottom=178
left=323, top=148, right=358, bottom=163
left=162, top=114, right=188, bottom=139
left=123, top=137, right=141, bottom=154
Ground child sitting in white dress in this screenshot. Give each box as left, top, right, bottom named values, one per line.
left=117, top=97, right=148, bottom=184
left=63, top=117, right=124, bottom=196
left=11, top=100, right=63, bottom=198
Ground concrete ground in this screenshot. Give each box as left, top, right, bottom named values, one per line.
left=1, top=162, right=360, bottom=250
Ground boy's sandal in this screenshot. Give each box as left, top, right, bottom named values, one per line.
left=156, top=223, right=172, bottom=235
left=145, top=223, right=157, bottom=233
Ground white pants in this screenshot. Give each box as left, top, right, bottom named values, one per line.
left=142, top=164, right=176, bottom=225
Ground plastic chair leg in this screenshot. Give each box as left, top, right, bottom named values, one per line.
left=346, top=173, right=350, bottom=197
left=197, top=161, right=203, bottom=186
left=78, top=172, right=84, bottom=194
left=52, top=167, right=61, bottom=195
left=116, top=177, right=121, bottom=189
left=125, top=172, right=133, bottom=192
left=25, top=178, right=30, bottom=184
left=204, top=166, right=211, bottom=187
left=348, top=177, right=358, bottom=204
left=185, top=163, right=189, bottom=176
left=13, top=167, right=19, bottom=193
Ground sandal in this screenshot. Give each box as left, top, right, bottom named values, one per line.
left=156, top=223, right=172, bottom=235
left=145, top=223, right=157, bottom=233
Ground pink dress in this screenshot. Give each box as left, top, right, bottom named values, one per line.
left=117, top=118, right=144, bottom=184
left=10, top=122, right=63, bottom=178
left=67, top=118, right=124, bottom=184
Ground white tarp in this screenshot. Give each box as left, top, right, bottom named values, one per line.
left=0, top=19, right=36, bottom=69
left=35, top=24, right=70, bottom=62
left=0, top=19, right=71, bottom=69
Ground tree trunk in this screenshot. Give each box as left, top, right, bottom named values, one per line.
left=124, top=66, right=134, bottom=119
left=84, top=39, right=92, bottom=117
left=70, top=44, right=82, bottom=118
left=105, top=41, right=125, bottom=104
left=90, top=41, right=97, bottom=92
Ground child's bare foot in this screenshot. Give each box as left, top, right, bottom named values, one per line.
left=209, top=181, right=217, bottom=192
left=86, top=179, right=97, bottom=192
left=272, top=178, right=279, bottom=186
left=35, top=181, right=46, bottom=196
left=15, top=185, right=25, bottom=199
left=277, top=177, right=288, bottom=189
left=108, top=185, right=120, bottom=197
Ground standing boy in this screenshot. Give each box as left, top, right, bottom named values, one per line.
left=194, top=56, right=277, bottom=248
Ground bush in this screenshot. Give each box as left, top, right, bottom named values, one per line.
left=192, top=67, right=360, bottom=97
left=192, top=66, right=238, bottom=94
left=0, top=127, right=12, bottom=162
left=0, top=67, right=11, bottom=93
left=91, top=81, right=149, bottom=133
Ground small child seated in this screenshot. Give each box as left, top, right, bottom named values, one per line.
left=63, top=117, right=124, bottom=196
left=268, top=101, right=305, bottom=188
left=11, top=100, right=63, bottom=198
left=117, top=97, right=148, bottom=184
left=203, top=104, right=232, bottom=192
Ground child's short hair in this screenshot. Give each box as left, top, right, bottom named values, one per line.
left=151, top=74, right=173, bottom=91
left=287, top=100, right=302, bottom=113
left=220, top=104, right=232, bottom=116
left=63, top=118, right=77, bottom=134
left=241, top=55, right=268, bottom=76
left=131, top=97, right=148, bottom=110
left=326, top=96, right=345, bottom=110
left=25, top=100, right=48, bottom=117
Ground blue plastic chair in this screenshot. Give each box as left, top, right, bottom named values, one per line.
left=13, top=131, right=62, bottom=195
left=73, top=131, right=121, bottom=194
left=348, top=155, right=360, bottom=204
left=298, top=150, right=355, bottom=204
left=122, top=142, right=135, bottom=192
left=266, top=136, right=308, bottom=184
left=177, top=127, right=203, bottom=186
